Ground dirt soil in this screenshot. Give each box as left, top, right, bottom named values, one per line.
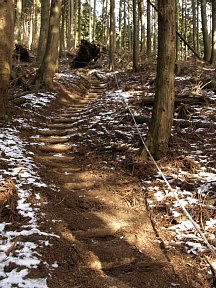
left=4, top=62, right=216, bottom=288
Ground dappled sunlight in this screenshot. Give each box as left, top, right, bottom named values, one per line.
left=2, top=64, right=215, bottom=287
left=0, top=0, right=215, bottom=285
left=51, top=27, right=59, bottom=34
left=0, top=19, right=6, bottom=30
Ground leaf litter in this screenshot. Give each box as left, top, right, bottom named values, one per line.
left=0, top=65, right=215, bottom=287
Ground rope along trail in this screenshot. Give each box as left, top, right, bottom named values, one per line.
left=114, top=73, right=216, bottom=259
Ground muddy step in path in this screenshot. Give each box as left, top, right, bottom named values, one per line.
left=31, top=72, right=190, bottom=288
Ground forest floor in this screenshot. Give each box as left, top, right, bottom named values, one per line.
left=0, top=59, right=215, bottom=288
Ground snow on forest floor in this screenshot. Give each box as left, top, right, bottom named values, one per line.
left=0, top=93, right=59, bottom=287
left=63, top=70, right=216, bottom=277
left=0, top=69, right=215, bottom=286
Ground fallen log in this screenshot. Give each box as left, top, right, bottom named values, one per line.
left=136, top=95, right=208, bottom=106
left=133, top=115, right=216, bottom=129
left=173, top=119, right=216, bottom=129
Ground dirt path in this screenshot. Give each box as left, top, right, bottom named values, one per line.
left=21, top=72, right=208, bottom=288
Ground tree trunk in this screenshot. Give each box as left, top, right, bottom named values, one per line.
left=105, top=0, right=110, bottom=46
left=118, top=0, right=122, bottom=50
left=92, top=0, right=96, bottom=41
left=192, top=0, right=197, bottom=55
left=60, top=2, right=66, bottom=54
left=89, top=0, right=92, bottom=42
left=201, top=0, right=211, bottom=61
left=210, top=0, right=216, bottom=64
left=132, top=0, right=138, bottom=71
left=34, top=0, right=62, bottom=88
left=176, top=0, right=180, bottom=60
left=0, top=0, right=14, bottom=121
left=67, top=0, right=73, bottom=51
left=123, top=0, right=127, bottom=49
left=196, top=0, right=199, bottom=54
left=153, top=4, right=157, bottom=56
left=138, top=0, right=145, bottom=59
left=184, top=0, right=188, bottom=60
left=101, top=0, right=106, bottom=45
left=37, top=0, right=50, bottom=65
left=31, top=0, right=40, bottom=50
left=147, top=0, right=151, bottom=58
left=73, top=0, right=78, bottom=48
left=77, top=0, right=81, bottom=44
left=128, top=0, right=131, bottom=51
left=14, top=0, right=22, bottom=43
left=109, top=0, right=115, bottom=70
left=143, top=0, right=176, bottom=160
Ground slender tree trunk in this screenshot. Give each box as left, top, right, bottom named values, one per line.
left=196, top=0, right=199, bottom=54
left=132, top=0, right=138, bottom=71
left=118, top=0, right=122, bottom=50
left=181, top=0, right=184, bottom=60
left=153, top=3, right=157, bottom=55
left=109, top=0, right=115, bottom=70
left=144, top=0, right=176, bottom=160
left=201, top=0, right=211, bottom=61
left=14, top=0, right=22, bottom=43
left=147, top=0, right=151, bottom=57
left=192, top=0, right=197, bottom=54
left=67, top=0, right=73, bottom=50
left=105, top=0, right=110, bottom=46
left=74, top=0, right=78, bottom=47
left=123, top=0, right=127, bottom=49
left=31, top=0, right=40, bottom=50
left=60, top=2, right=66, bottom=54
left=89, top=0, right=92, bottom=42
left=29, top=7, right=34, bottom=49
left=184, top=0, right=187, bottom=60
left=101, top=0, right=106, bottom=45
left=128, top=0, right=131, bottom=51
left=77, top=0, right=81, bottom=43
left=70, top=0, right=74, bottom=49
left=37, top=0, right=50, bottom=64
left=210, top=0, right=216, bottom=63
left=35, top=0, right=62, bottom=88
left=0, top=0, right=14, bottom=120
left=139, top=0, right=145, bottom=58
left=176, top=0, right=180, bottom=60
left=92, top=0, right=96, bottom=41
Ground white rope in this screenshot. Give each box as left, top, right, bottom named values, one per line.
left=114, top=74, right=216, bottom=258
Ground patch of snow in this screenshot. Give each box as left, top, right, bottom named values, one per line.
left=0, top=91, right=60, bottom=286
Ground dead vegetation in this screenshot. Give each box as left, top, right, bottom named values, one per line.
left=0, top=178, right=19, bottom=222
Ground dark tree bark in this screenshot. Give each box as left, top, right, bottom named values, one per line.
left=201, top=0, right=211, bottom=61
left=143, top=0, right=176, bottom=160
left=210, top=0, right=216, bottom=64
left=132, top=0, right=139, bottom=71
left=138, top=0, right=145, bottom=57
left=109, top=0, right=115, bottom=70
left=147, top=0, right=151, bottom=58
left=77, top=0, right=81, bottom=44
left=37, top=0, right=51, bottom=65
left=34, top=0, right=62, bottom=88
left=0, top=0, right=14, bottom=121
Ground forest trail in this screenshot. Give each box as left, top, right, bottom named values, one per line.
left=26, top=71, right=200, bottom=288
left=1, top=65, right=215, bottom=288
